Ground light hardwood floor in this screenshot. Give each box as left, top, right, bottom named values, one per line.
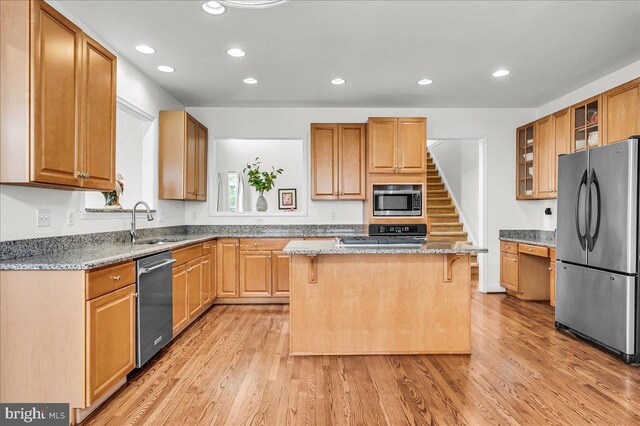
left=82, top=289, right=640, bottom=425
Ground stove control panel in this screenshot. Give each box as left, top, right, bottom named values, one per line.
left=368, top=224, right=427, bottom=237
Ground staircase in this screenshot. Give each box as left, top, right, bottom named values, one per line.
left=426, top=150, right=479, bottom=280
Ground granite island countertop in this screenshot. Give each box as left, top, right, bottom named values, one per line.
left=499, top=230, right=556, bottom=248
left=283, top=239, right=488, bottom=255
left=0, top=225, right=367, bottom=271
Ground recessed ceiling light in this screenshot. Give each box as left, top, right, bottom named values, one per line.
left=157, top=65, right=175, bottom=73
left=331, top=78, right=346, bottom=85
left=492, top=69, right=510, bottom=77
left=135, top=44, right=156, bottom=54
left=202, top=1, right=226, bottom=15
left=243, top=77, right=258, bottom=85
left=417, top=78, right=433, bottom=85
left=227, top=48, right=246, bottom=58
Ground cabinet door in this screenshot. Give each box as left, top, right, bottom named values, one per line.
left=86, top=284, right=135, bottom=405
left=201, top=254, right=212, bottom=307
left=553, top=108, right=571, bottom=194
left=186, top=259, right=203, bottom=319
left=550, top=261, right=556, bottom=307
left=271, top=251, right=290, bottom=297
left=31, top=1, right=82, bottom=187
left=603, top=78, right=640, bottom=145
left=216, top=239, right=239, bottom=297
left=185, top=115, right=198, bottom=200
left=338, top=124, right=366, bottom=200
left=80, top=35, right=116, bottom=191
left=240, top=251, right=272, bottom=297
left=311, top=124, right=338, bottom=199
left=500, top=252, right=519, bottom=292
left=535, top=115, right=555, bottom=197
left=196, top=123, right=208, bottom=201
left=368, top=118, right=397, bottom=173
left=397, top=117, right=426, bottom=173
left=172, top=265, right=188, bottom=334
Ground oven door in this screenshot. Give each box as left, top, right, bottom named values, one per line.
left=373, top=191, right=420, bottom=216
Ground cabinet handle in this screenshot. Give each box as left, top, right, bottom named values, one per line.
left=112, top=275, right=121, bottom=281
left=133, top=293, right=138, bottom=298
left=187, top=267, right=193, bottom=272
left=235, top=244, right=239, bottom=247
left=548, top=267, right=552, bottom=271
left=512, top=259, right=517, bottom=262
left=254, top=243, right=257, bottom=247
left=203, top=260, right=209, bottom=264
left=268, top=256, right=271, bottom=259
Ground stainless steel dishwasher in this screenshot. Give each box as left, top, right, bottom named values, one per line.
left=136, top=251, right=176, bottom=367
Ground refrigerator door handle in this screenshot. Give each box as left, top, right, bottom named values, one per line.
left=575, top=169, right=588, bottom=250
left=587, top=169, right=601, bottom=252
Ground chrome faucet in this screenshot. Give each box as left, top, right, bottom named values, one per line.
left=131, top=201, right=154, bottom=243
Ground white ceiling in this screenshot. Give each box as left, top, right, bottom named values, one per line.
left=58, top=0, right=640, bottom=108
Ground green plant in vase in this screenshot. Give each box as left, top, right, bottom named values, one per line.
left=243, top=158, right=283, bottom=212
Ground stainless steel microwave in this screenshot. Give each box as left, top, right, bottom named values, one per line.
left=372, top=184, right=422, bottom=216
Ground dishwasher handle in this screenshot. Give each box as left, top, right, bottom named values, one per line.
left=139, top=258, right=177, bottom=275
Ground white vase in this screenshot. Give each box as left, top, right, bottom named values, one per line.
left=256, top=191, right=268, bottom=212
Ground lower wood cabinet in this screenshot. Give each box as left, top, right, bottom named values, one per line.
left=86, top=284, right=136, bottom=404
left=217, top=239, right=240, bottom=297
left=186, top=259, right=203, bottom=318
left=172, top=264, right=188, bottom=334
left=500, top=252, right=519, bottom=292
left=500, top=241, right=552, bottom=302
left=240, top=251, right=272, bottom=297
left=271, top=251, right=291, bottom=297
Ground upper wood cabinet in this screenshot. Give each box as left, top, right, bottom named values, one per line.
left=552, top=108, right=571, bottom=194
left=571, top=95, right=601, bottom=151
left=159, top=111, right=208, bottom=201
left=535, top=116, right=555, bottom=197
left=310, top=123, right=366, bottom=200
left=516, top=123, right=535, bottom=199
left=602, top=77, right=640, bottom=144
left=367, top=117, right=426, bottom=174
left=0, top=0, right=117, bottom=190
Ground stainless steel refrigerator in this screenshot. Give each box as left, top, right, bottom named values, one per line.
left=556, top=136, right=640, bottom=364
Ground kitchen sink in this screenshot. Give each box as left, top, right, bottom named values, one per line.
left=135, top=237, right=187, bottom=245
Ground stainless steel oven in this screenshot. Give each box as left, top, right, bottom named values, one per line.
left=372, top=184, right=422, bottom=217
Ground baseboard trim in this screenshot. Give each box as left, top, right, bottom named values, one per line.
left=214, top=297, right=289, bottom=305
left=484, top=283, right=506, bottom=293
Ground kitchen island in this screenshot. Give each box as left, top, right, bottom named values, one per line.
left=283, top=240, right=487, bottom=355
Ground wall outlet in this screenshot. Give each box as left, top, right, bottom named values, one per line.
left=37, top=209, right=51, bottom=227
left=159, top=210, right=166, bottom=222
left=67, top=211, right=75, bottom=226
left=331, top=211, right=337, bottom=221
left=256, top=218, right=264, bottom=224
left=191, top=211, right=198, bottom=221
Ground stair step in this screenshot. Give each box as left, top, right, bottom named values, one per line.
left=426, top=190, right=448, bottom=198
left=429, top=231, right=469, bottom=242
left=427, top=176, right=442, bottom=183
left=428, top=213, right=460, bottom=223
left=426, top=170, right=439, bottom=176
left=430, top=223, right=463, bottom=232
left=427, top=198, right=453, bottom=207
left=427, top=206, right=457, bottom=215
left=471, top=262, right=479, bottom=268
left=427, top=183, right=445, bottom=190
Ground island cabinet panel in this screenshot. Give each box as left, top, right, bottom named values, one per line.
left=271, top=251, right=291, bottom=297
left=240, top=251, right=272, bottom=297
left=289, top=253, right=471, bottom=355
left=500, top=252, right=519, bottom=292
left=603, top=77, right=640, bottom=145
left=311, top=123, right=365, bottom=200
left=186, top=259, right=203, bottom=318
left=172, top=264, right=188, bottom=334
left=0, top=0, right=117, bottom=190
left=368, top=117, right=397, bottom=173
left=159, top=111, right=208, bottom=201
left=79, top=34, right=116, bottom=191
left=86, top=284, right=136, bottom=405
left=217, top=239, right=240, bottom=297
left=397, top=117, right=427, bottom=173
left=535, top=115, right=555, bottom=197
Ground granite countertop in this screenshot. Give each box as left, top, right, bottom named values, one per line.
left=0, top=225, right=367, bottom=271
left=282, top=240, right=488, bottom=255
left=499, top=230, right=556, bottom=248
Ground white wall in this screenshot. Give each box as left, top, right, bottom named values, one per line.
left=428, top=139, right=480, bottom=245
left=0, top=2, right=185, bottom=242
left=186, top=107, right=552, bottom=289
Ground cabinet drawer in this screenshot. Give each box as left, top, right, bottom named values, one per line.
left=86, top=262, right=135, bottom=300
left=173, top=243, right=203, bottom=266
left=240, top=238, right=289, bottom=251
left=500, top=241, right=518, bottom=254
left=518, top=243, right=549, bottom=258
left=202, top=239, right=216, bottom=254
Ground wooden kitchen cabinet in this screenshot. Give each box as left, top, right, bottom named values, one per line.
left=571, top=95, right=601, bottom=151
left=86, top=284, right=135, bottom=405
left=1, top=0, right=117, bottom=190
left=535, top=115, right=555, bottom=197
left=271, top=251, right=291, bottom=297
left=186, top=259, right=203, bottom=319
left=602, top=77, right=640, bottom=145
left=240, top=251, right=272, bottom=297
left=368, top=117, right=426, bottom=174
left=202, top=241, right=216, bottom=306
left=516, top=122, right=535, bottom=199
left=172, top=264, right=188, bottom=334
left=553, top=108, right=571, bottom=193
left=550, top=248, right=557, bottom=307
left=310, top=123, right=365, bottom=200
left=159, top=111, right=208, bottom=201
left=216, top=239, right=240, bottom=297
left=500, top=252, right=519, bottom=292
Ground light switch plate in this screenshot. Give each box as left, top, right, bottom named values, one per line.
left=37, top=209, right=51, bottom=227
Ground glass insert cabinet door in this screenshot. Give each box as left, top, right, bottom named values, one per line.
left=517, top=123, right=535, bottom=198
left=572, top=96, right=600, bottom=152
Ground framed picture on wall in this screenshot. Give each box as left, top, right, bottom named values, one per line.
left=278, top=188, right=297, bottom=210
